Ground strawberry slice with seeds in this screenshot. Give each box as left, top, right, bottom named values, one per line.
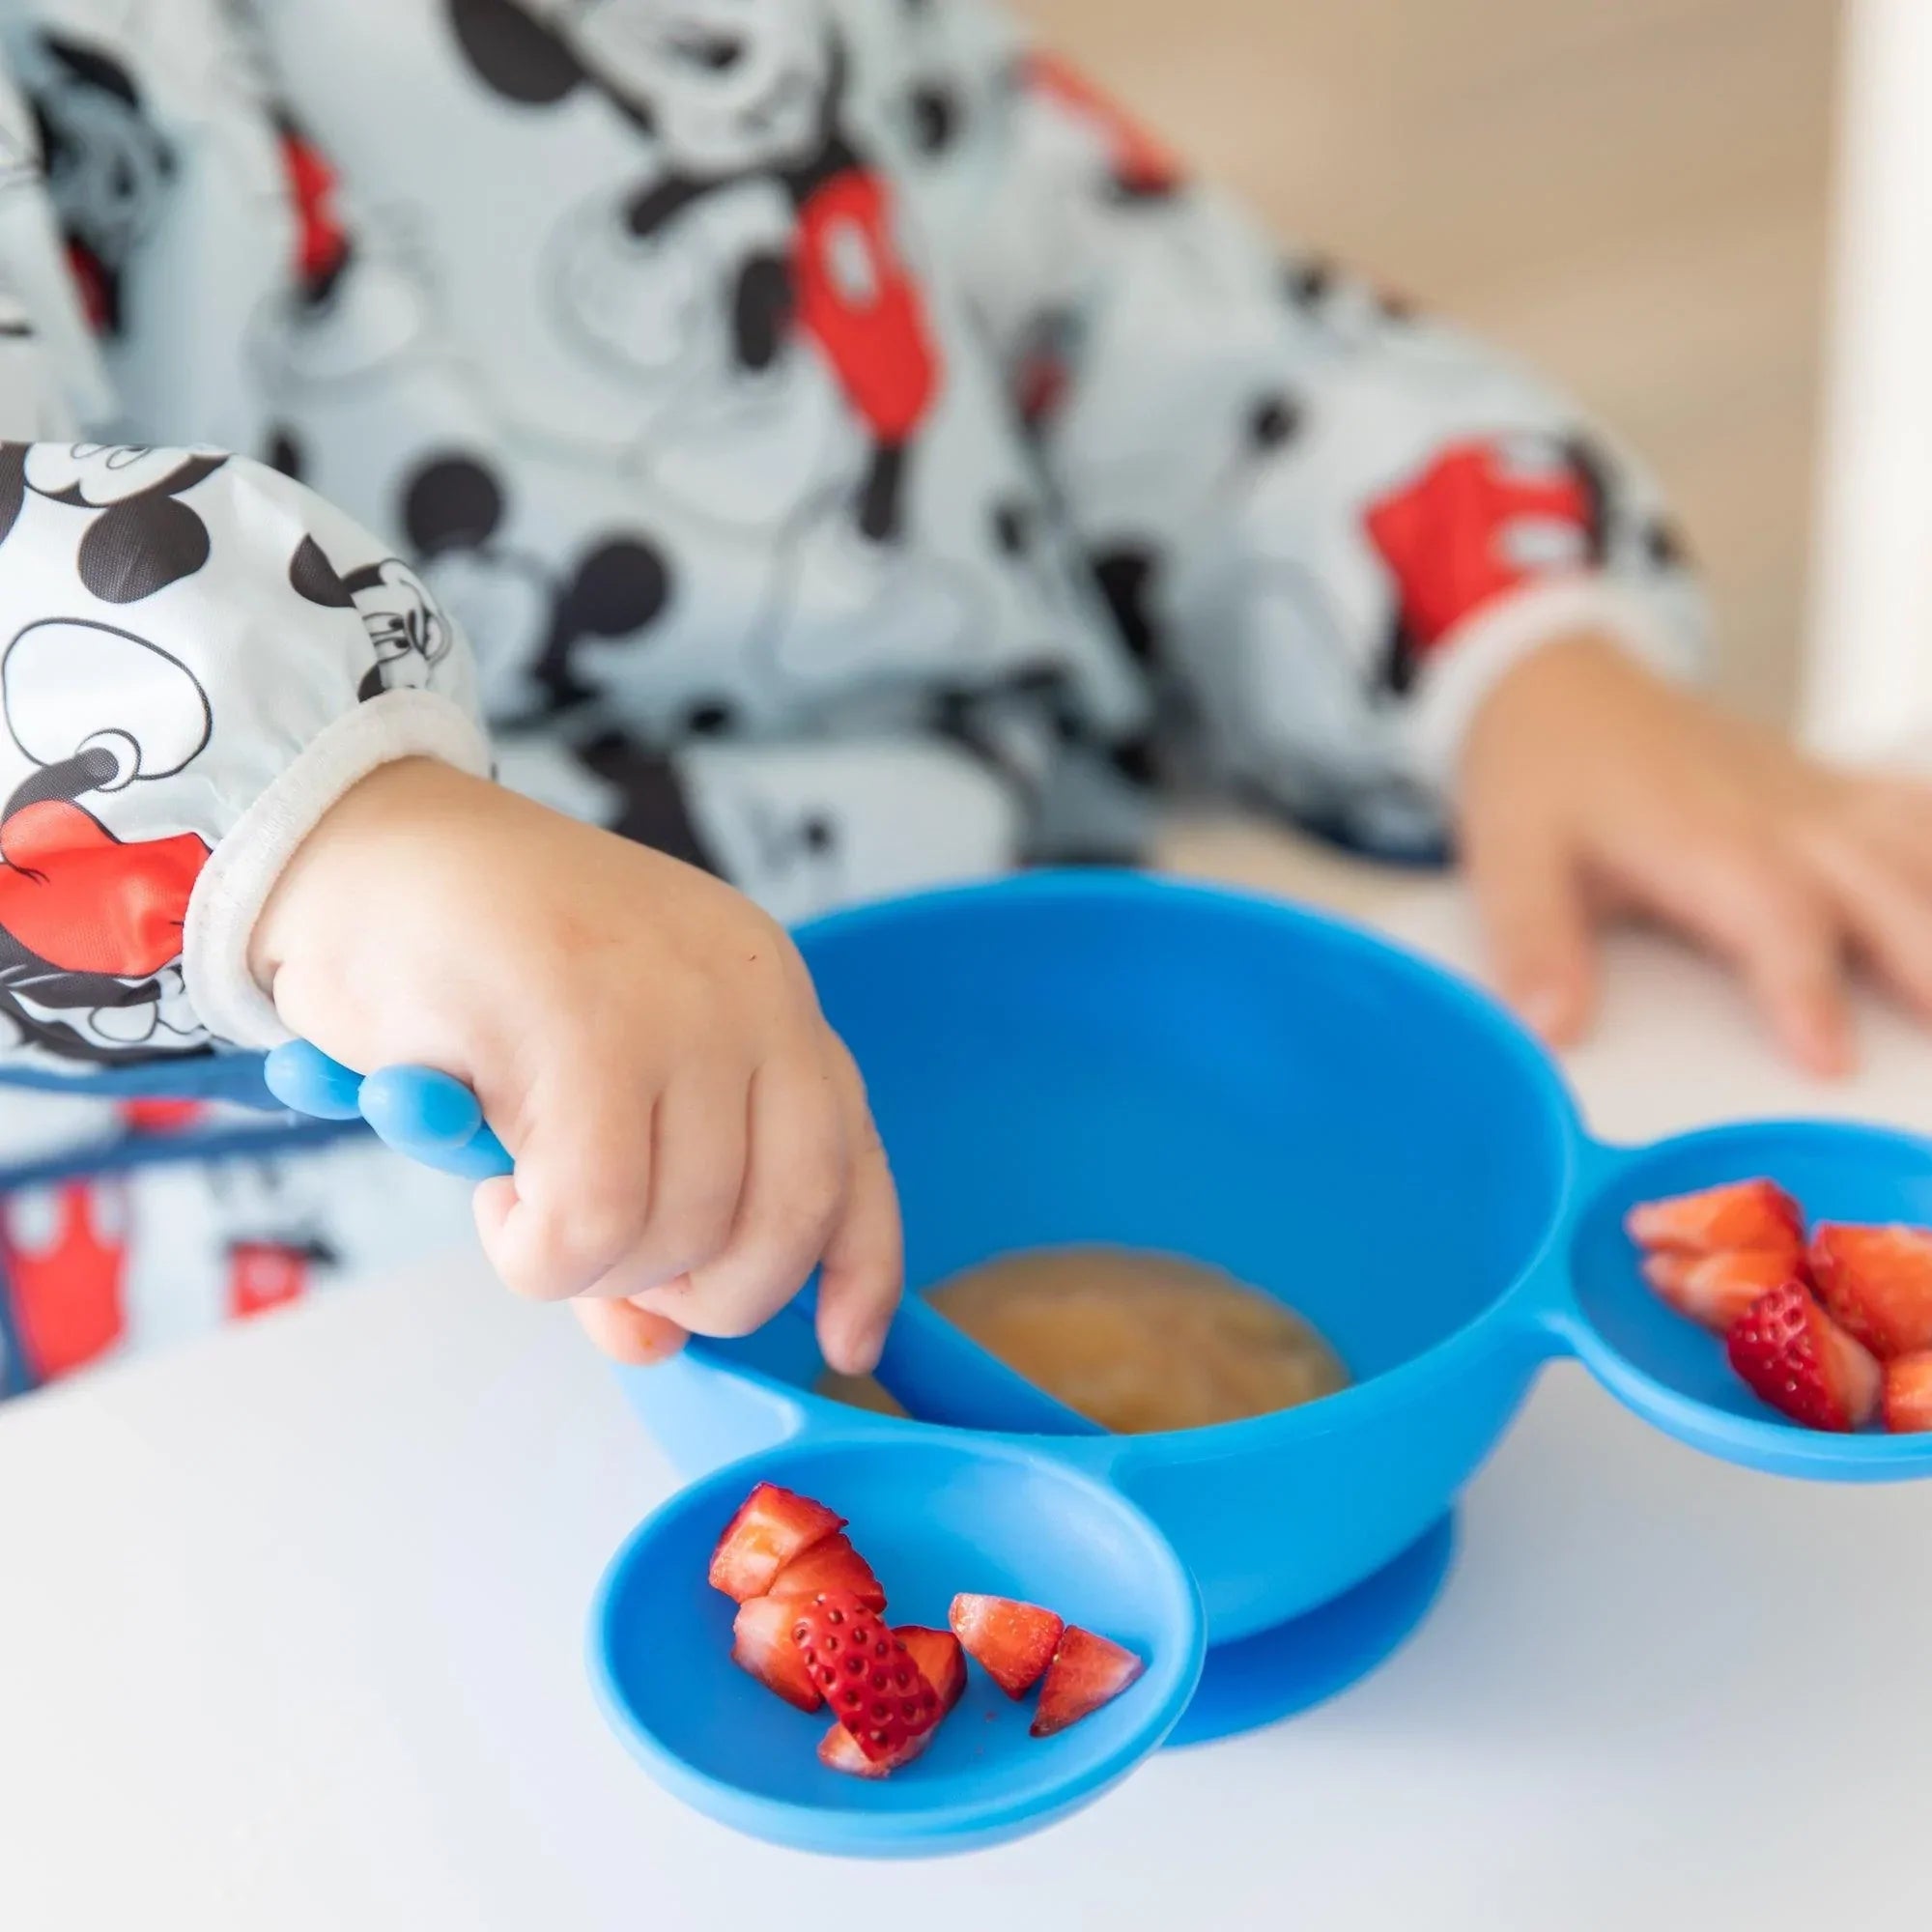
left=1625, top=1179, right=1803, bottom=1262
left=729, top=1595, right=824, bottom=1713
left=817, top=1720, right=936, bottom=1779
left=1726, top=1283, right=1882, bottom=1432
left=895, top=1624, right=967, bottom=1715
left=1882, top=1351, right=1932, bottom=1434
left=1808, top=1223, right=1932, bottom=1360
left=1031, top=1627, right=1147, bottom=1738
left=1641, top=1248, right=1803, bottom=1332
left=950, top=1593, right=1064, bottom=1700
left=707, top=1483, right=844, bottom=1603
left=766, top=1531, right=887, bottom=1610
left=791, top=1590, right=942, bottom=1764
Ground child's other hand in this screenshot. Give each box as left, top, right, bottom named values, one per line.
left=252, top=759, right=901, bottom=1372
left=1459, top=638, right=1932, bottom=1074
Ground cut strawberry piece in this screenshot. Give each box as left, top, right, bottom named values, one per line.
left=817, top=1719, right=936, bottom=1779
left=730, top=1596, right=824, bottom=1713
left=949, top=1593, right=1064, bottom=1700
left=1641, top=1248, right=1802, bottom=1332
left=1726, top=1283, right=1882, bottom=1432
left=707, top=1483, right=844, bottom=1603
left=791, top=1591, right=942, bottom=1764
left=1030, top=1627, right=1147, bottom=1738
left=1625, top=1179, right=1804, bottom=1262
left=1881, top=1351, right=1932, bottom=1434
left=1809, top=1223, right=1932, bottom=1360
left=895, top=1625, right=967, bottom=1715
left=766, top=1532, right=887, bottom=1611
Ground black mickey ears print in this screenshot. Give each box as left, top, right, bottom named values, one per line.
left=0, top=444, right=25, bottom=550
left=535, top=536, right=676, bottom=704
left=288, top=534, right=353, bottom=609
left=1090, top=546, right=1163, bottom=670
left=446, top=0, right=590, bottom=106
left=0, top=446, right=223, bottom=604
left=552, top=540, right=673, bottom=650
left=74, top=494, right=211, bottom=603
left=401, top=452, right=505, bottom=555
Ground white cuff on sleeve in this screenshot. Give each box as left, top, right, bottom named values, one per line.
left=1401, top=574, right=1696, bottom=795
left=183, top=690, right=494, bottom=1051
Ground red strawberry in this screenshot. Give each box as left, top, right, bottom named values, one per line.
left=949, top=1593, right=1064, bottom=1700
left=1726, top=1283, right=1882, bottom=1432
left=766, top=1532, right=887, bottom=1611
left=1809, top=1223, right=1932, bottom=1360
left=895, top=1625, right=968, bottom=1715
left=1031, top=1627, right=1147, bottom=1738
left=791, top=1591, right=942, bottom=1764
left=1881, top=1351, right=1932, bottom=1434
left=707, top=1483, right=844, bottom=1603
left=1641, top=1248, right=1802, bottom=1332
left=730, top=1596, right=823, bottom=1713
left=1625, top=1179, right=1803, bottom=1262
left=817, top=1720, right=936, bottom=1779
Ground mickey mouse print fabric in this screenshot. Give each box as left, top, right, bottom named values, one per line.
left=0, top=0, right=1706, bottom=1089
left=0, top=440, right=487, bottom=1071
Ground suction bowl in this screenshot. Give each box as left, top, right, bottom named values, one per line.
left=261, top=872, right=1932, bottom=1851
left=619, top=872, right=1932, bottom=1649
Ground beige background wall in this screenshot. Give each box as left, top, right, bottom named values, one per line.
left=1019, top=0, right=1842, bottom=725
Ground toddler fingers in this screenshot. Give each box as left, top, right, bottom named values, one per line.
left=1803, top=824, right=1932, bottom=1021
left=1666, top=843, right=1852, bottom=1074
left=1463, top=811, right=1596, bottom=1044
left=812, top=1039, right=903, bottom=1377
left=572, top=1296, right=688, bottom=1367
left=582, top=1070, right=750, bottom=1300
left=476, top=1069, right=662, bottom=1301
left=1847, top=779, right=1932, bottom=895
left=641, top=1048, right=846, bottom=1340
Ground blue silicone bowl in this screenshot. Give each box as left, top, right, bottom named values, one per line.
left=268, top=871, right=1932, bottom=1855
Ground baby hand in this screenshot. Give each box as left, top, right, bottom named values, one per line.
left=250, top=758, right=901, bottom=1371
left=1459, top=637, right=1932, bottom=1074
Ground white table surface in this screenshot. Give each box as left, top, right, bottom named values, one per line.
left=6, top=859, right=1932, bottom=1932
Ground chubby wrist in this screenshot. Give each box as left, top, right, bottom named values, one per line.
left=1407, top=577, right=1700, bottom=801
left=248, top=755, right=493, bottom=990
left=183, top=693, right=494, bottom=1052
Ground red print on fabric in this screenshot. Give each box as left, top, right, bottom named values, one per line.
left=1365, top=440, right=1597, bottom=668
left=65, top=239, right=112, bottom=334
left=1025, top=53, right=1185, bottom=199
left=118, top=1097, right=209, bottom=1133
left=794, top=171, right=939, bottom=443
left=227, top=1240, right=312, bottom=1321
left=277, top=124, right=351, bottom=294
left=1, top=1180, right=128, bottom=1380
left=0, top=800, right=209, bottom=979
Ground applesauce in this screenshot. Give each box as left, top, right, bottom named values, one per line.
left=818, top=1244, right=1350, bottom=1434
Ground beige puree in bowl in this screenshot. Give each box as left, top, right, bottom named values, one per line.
left=818, top=1244, right=1350, bottom=1435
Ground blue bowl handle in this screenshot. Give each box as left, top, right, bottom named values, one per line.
left=265, top=1041, right=512, bottom=1180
